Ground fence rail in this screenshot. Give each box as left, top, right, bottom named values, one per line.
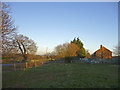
left=2, top=60, right=45, bottom=71
left=2, top=58, right=119, bottom=72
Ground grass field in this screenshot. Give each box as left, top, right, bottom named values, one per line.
left=2, top=63, right=119, bottom=88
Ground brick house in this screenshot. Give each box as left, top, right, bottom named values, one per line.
left=92, top=45, right=112, bottom=59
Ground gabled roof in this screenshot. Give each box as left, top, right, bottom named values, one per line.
left=101, top=46, right=112, bottom=53
left=93, top=45, right=112, bottom=54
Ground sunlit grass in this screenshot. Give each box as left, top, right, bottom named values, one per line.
left=2, top=63, right=118, bottom=88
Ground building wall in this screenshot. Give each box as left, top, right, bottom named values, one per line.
left=95, top=47, right=112, bottom=59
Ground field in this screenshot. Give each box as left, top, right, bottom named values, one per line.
left=2, top=63, right=119, bottom=88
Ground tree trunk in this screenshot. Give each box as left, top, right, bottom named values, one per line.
left=22, top=54, right=27, bottom=61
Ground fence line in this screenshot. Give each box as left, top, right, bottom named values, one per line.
left=2, top=60, right=45, bottom=71
left=2, top=58, right=119, bottom=71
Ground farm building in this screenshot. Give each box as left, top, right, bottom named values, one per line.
left=92, top=45, right=112, bottom=59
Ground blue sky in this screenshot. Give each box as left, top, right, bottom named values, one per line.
left=8, top=2, right=118, bottom=55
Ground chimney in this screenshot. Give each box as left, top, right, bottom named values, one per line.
left=100, top=45, right=102, bottom=49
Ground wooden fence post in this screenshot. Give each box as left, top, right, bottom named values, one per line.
left=24, top=62, right=27, bottom=71
left=34, top=60, right=36, bottom=68
left=26, top=62, right=27, bottom=69
left=14, top=63, right=16, bottom=71
left=21, top=62, right=22, bottom=70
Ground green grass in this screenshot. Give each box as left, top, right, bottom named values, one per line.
left=2, top=63, right=118, bottom=88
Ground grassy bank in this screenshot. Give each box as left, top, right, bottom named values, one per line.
left=2, top=63, right=118, bottom=88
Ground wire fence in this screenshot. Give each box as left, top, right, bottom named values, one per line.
left=2, top=58, right=119, bottom=72
left=2, top=60, right=45, bottom=72
left=72, top=58, right=119, bottom=64
left=46, top=58, right=119, bottom=65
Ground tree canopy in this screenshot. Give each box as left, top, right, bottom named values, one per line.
left=1, top=3, right=38, bottom=61
left=113, top=43, right=120, bottom=56
left=13, top=34, right=38, bottom=60
left=71, top=37, right=86, bottom=58
left=0, top=3, right=16, bottom=54
left=55, top=42, right=80, bottom=59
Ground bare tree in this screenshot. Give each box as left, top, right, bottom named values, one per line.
left=55, top=42, right=80, bottom=59
left=0, top=3, right=16, bottom=54
left=0, top=2, right=2, bottom=63
left=13, top=34, right=37, bottom=61
left=113, top=45, right=120, bottom=56
left=55, top=44, right=66, bottom=58
left=85, top=50, right=91, bottom=58
left=0, top=3, right=37, bottom=62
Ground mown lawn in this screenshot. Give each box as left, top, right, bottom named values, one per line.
left=2, top=63, right=118, bottom=88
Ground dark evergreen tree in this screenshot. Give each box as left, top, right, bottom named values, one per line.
left=71, top=37, right=86, bottom=58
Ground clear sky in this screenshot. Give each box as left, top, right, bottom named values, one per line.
left=8, top=2, right=118, bottom=55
